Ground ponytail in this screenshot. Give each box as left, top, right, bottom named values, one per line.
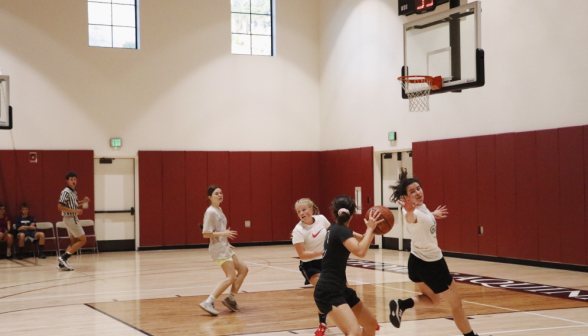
left=331, top=195, right=356, bottom=225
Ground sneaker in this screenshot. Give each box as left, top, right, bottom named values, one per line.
left=389, top=299, right=404, bottom=328
left=58, top=257, right=74, bottom=271
left=199, top=301, right=219, bottom=316
left=222, top=297, right=240, bottom=312
left=38, top=252, right=46, bottom=259
left=315, top=323, right=329, bottom=336
left=376, top=324, right=380, bottom=331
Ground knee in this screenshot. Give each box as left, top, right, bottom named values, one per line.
left=79, top=236, right=87, bottom=244
left=17, top=233, right=24, bottom=240
left=38, top=232, right=45, bottom=238
left=239, top=265, right=249, bottom=275
left=227, top=274, right=237, bottom=284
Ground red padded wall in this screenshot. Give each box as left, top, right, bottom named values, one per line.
left=291, top=151, right=321, bottom=225
left=346, top=148, right=365, bottom=232
left=271, top=152, right=292, bottom=241
left=138, top=151, right=163, bottom=247
left=476, top=135, right=497, bottom=256
left=162, top=152, right=186, bottom=246
left=319, top=150, right=337, bottom=220
left=412, top=142, right=428, bottom=187
left=495, top=134, right=518, bottom=258
left=185, top=152, right=208, bottom=245
left=16, top=151, right=44, bottom=221
left=441, top=139, right=460, bottom=252
left=558, top=127, right=586, bottom=265
left=514, top=132, right=538, bottom=260
left=426, top=140, right=445, bottom=249
left=458, top=137, right=478, bottom=254
left=251, top=152, right=272, bottom=242
left=229, top=152, right=252, bottom=243
left=43, top=151, right=70, bottom=225
left=360, top=147, right=374, bottom=211
left=68, top=150, right=95, bottom=222
left=208, top=152, right=231, bottom=225
left=585, top=126, right=588, bottom=265
left=0, top=151, right=17, bottom=218
left=536, top=130, right=561, bottom=262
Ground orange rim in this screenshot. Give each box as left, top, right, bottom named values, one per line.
left=398, top=75, right=442, bottom=90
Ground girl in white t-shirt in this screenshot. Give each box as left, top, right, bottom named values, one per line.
left=387, top=169, right=479, bottom=336
left=292, top=198, right=330, bottom=336
left=199, top=185, right=249, bottom=317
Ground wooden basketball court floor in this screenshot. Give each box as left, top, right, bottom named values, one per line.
left=1, top=246, right=587, bottom=336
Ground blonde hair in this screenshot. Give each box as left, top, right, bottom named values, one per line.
left=295, top=198, right=320, bottom=215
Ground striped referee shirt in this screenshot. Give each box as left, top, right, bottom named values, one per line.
left=59, top=186, right=78, bottom=216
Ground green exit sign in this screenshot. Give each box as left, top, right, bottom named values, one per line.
left=110, top=138, right=122, bottom=147
left=388, top=132, right=397, bottom=141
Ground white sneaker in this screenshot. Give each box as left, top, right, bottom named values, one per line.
left=58, top=257, right=74, bottom=271
left=199, top=301, right=219, bottom=316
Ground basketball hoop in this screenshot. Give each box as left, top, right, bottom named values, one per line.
left=398, top=75, right=442, bottom=112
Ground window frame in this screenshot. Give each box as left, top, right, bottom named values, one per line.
left=231, top=0, right=275, bottom=56
left=88, top=0, right=140, bottom=49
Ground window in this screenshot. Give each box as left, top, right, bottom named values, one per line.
left=231, top=0, right=273, bottom=56
left=88, top=0, right=138, bottom=49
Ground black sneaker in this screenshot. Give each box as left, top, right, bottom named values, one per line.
left=389, top=299, right=404, bottom=328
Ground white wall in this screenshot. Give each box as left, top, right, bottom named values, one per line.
left=0, top=0, right=320, bottom=155
left=319, top=0, right=588, bottom=151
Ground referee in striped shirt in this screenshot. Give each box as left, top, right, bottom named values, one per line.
left=57, top=171, right=91, bottom=271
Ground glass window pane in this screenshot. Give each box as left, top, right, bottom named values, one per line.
left=251, top=14, right=271, bottom=35
left=113, top=26, right=136, bottom=48
left=89, top=0, right=111, bottom=3
left=89, top=25, right=112, bottom=47
left=252, top=35, right=271, bottom=55
left=251, top=0, right=270, bottom=15
left=112, top=4, right=135, bottom=27
left=112, top=0, right=134, bottom=4
left=232, top=34, right=251, bottom=55
left=88, top=2, right=112, bottom=25
left=232, top=13, right=250, bottom=34
left=231, top=0, right=250, bottom=13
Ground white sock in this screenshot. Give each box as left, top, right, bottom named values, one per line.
left=6, top=248, right=11, bottom=256
left=228, top=292, right=237, bottom=301
left=206, top=295, right=215, bottom=304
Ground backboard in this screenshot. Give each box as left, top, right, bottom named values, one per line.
left=402, top=1, right=484, bottom=97
left=0, top=76, right=12, bottom=130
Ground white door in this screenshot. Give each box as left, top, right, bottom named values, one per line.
left=94, top=158, right=135, bottom=251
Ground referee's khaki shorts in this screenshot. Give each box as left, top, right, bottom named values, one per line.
left=63, top=216, right=85, bottom=238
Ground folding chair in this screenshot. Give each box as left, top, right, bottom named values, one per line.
left=78, top=220, right=99, bottom=254
left=36, top=222, right=57, bottom=256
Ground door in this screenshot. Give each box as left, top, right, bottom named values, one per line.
left=94, top=158, right=136, bottom=251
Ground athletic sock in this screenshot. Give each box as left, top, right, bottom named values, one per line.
left=463, top=331, right=476, bottom=336
left=318, top=312, right=327, bottom=325
left=206, top=295, right=215, bottom=304
left=399, top=298, right=414, bottom=310
left=62, top=252, right=72, bottom=261
left=6, top=247, right=11, bottom=257
left=228, top=292, right=237, bottom=301
left=39, top=245, right=44, bottom=252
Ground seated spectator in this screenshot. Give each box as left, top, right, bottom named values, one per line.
left=0, top=204, right=13, bottom=259
left=14, top=204, right=46, bottom=260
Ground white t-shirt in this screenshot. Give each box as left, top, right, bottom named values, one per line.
left=403, top=204, right=443, bottom=262
left=202, top=206, right=232, bottom=261
left=292, top=215, right=331, bottom=261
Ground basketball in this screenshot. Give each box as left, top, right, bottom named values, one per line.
left=365, top=206, right=394, bottom=235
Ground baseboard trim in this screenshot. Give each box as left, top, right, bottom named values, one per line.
left=382, top=237, right=411, bottom=251
left=442, top=251, right=588, bottom=273
left=138, top=240, right=292, bottom=251
left=98, top=240, right=135, bottom=252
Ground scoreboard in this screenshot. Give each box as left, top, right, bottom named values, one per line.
left=399, top=0, right=450, bottom=16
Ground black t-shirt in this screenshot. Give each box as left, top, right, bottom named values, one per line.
left=316, top=223, right=354, bottom=290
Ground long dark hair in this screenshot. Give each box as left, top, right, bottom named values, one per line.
left=207, top=185, right=221, bottom=197
left=390, top=168, right=421, bottom=202
left=330, top=195, right=356, bottom=225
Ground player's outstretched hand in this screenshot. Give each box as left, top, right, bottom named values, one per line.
left=223, top=228, right=238, bottom=240
left=365, top=209, right=384, bottom=231
left=398, top=196, right=416, bottom=213
left=433, top=205, right=448, bottom=219
left=83, top=197, right=91, bottom=204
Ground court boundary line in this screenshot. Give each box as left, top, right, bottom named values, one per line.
left=85, top=303, right=154, bottom=336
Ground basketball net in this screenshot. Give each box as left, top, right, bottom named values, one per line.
left=398, top=76, right=438, bottom=112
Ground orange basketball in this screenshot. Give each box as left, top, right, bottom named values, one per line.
left=365, top=206, right=394, bottom=235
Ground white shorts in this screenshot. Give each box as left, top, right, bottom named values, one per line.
left=63, top=216, right=85, bottom=238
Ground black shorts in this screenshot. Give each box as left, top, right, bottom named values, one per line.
left=314, top=285, right=361, bottom=315
left=408, top=253, right=453, bottom=294
left=17, top=230, right=37, bottom=242
left=300, top=259, right=322, bottom=285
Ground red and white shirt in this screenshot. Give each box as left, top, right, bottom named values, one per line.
left=292, top=215, right=331, bottom=261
